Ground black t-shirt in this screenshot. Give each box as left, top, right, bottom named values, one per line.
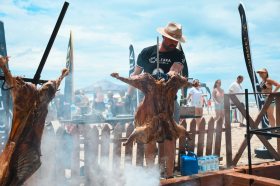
left=136, top=45, right=186, bottom=75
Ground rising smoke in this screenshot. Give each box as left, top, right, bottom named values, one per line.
left=25, top=121, right=160, bottom=186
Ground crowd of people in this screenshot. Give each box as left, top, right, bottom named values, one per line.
left=48, top=67, right=279, bottom=130
left=185, top=70, right=280, bottom=129
left=49, top=87, right=136, bottom=122
left=184, top=77, right=236, bottom=124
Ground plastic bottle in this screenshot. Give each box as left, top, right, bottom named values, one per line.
left=198, top=157, right=203, bottom=173
left=198, top=155, right=219, bottom=172
left=214, top=156, right=219, bottom=170
left=204, top=156, right=209, bottom=172
left=201, top=157, right=206, bottom=172
left=207, top=156, right=213, bottom=171
left=209, top=155, right=214, bottom=171
left=208, top=156, right=212, bottom=171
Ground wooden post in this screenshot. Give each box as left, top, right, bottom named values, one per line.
left=206, top=117, right=215, bottom=155
left=224, top=94, right=233, bottom=167
left=112, top=124, right=123, bottom=169
left=54, top=126, right=66, bottom=185
left=84, top=125, right=99, bottom=185
left=71, top=125, right=80, bottom=186
left=197, top=118, right=206, bottom=156
left=214, top=117, right=223, bottom=157
left=101, top=124, right=111, bottom=162
left=124, top=123, right=134, bottom=165
left=136, top=142, right=144, bottom=166
left=188, top=119, right=197, bottom=152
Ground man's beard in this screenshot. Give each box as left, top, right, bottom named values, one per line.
left=162, top=42, right=176, bottom=51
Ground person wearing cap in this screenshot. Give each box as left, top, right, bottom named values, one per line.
left=127, top=22, right=187, bottom=178
left=257, top=68, right=280, bottom=127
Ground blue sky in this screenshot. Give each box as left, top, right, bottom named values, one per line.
left=0, top=0, right=279, bottom=93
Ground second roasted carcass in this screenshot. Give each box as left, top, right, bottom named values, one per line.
left=0, top=57, right=68, bottom=186
left=111, top=73, right=191, bottom=145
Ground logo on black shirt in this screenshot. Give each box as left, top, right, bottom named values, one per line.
left=149, top=57, right=156, bottom=64
left=148, top=57, right=172, bottom=64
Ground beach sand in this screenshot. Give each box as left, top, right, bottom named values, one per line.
left=202, top=106, right=276, bottom=168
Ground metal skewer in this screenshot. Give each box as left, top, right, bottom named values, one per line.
left=156, top=36, right=160, bottom=79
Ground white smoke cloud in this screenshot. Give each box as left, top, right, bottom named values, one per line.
left=26, top=121, right=160, bottom=186
left=91, top=157, right=160, bottom=186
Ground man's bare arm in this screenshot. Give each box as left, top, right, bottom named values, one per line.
left=168, top=62, right=183, bottom=77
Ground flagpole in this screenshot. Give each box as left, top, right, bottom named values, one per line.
left=63, top=31, right=74, bottom=120
left=70, top=30, right=74, bottom=104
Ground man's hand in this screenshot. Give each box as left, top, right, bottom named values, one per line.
left=169, top=62, right=183, bottom=75
left=111, top=73, right=120, bottom=79
left=0, top=56, right=9, bottom=67
left=167, top=70, right=178, bottom=77
left=152, top=72, right=169, bottom=81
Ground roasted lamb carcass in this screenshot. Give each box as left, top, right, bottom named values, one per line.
left=111, top=72, right=191, bottom=145
left=0, top=57, right=68, bottom=186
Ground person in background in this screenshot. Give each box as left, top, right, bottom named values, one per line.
left=116, top=90, right=127, bottom=114
left=257, top=68, right=280, bottom=127
left=93, top=87, right=105, bottom=112
left=127, top=22, right=187, bottom=178
left=107, top=91, right=116, bottom=116
left=212, top=79, right=224, bottom=121
left=229, top=75, right=245, bottom=127
left=186, top=79, right=204, bottom=124
left=80, top=91, right=90, bottom=115
left=74, top=90, right=83, bottom=115
left=74, top=90, right=82, bottom=105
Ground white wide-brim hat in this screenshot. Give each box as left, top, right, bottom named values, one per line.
left=256, top=68, right=268, bottom=74
left=157, top=22, right=186, bottom=43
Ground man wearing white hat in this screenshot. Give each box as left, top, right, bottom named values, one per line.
left=128, top=22, right=187, bottom=178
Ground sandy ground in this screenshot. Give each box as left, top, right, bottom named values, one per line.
left=202, top=106, right=276, bottom=168
left=219, top=123, right=276, bottom=167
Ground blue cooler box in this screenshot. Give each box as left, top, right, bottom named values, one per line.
left=180, top=152, right=198, bottom=176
